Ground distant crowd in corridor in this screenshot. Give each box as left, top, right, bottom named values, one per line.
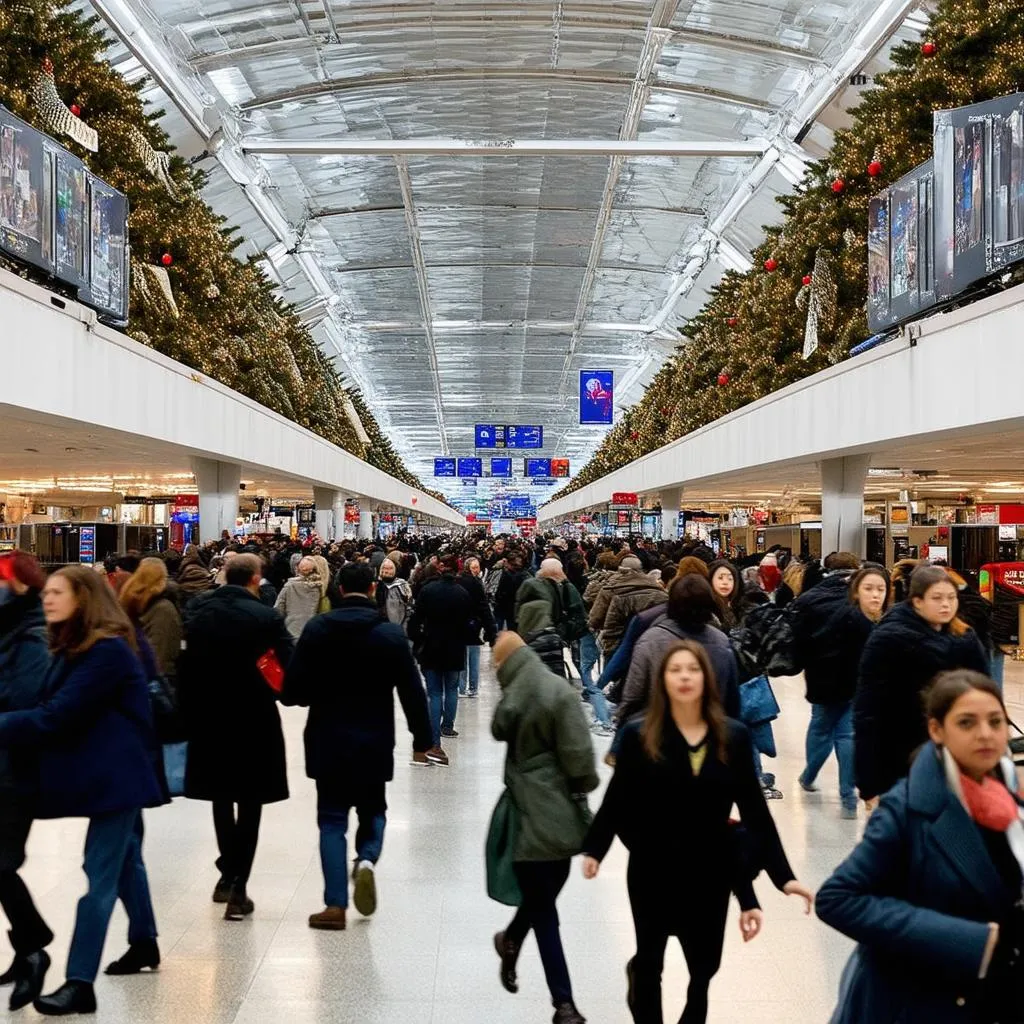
left=0, top=527, right=1018, bottom=1023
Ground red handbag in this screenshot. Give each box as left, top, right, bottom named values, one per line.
left=256, top=649, right=284, bottom=693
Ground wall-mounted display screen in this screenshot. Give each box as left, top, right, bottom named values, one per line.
left=490, top=457, right=513, bottom=477
left=506, top=425, right=543, bottom=449
left=525, top=458, right=551, bottom=477
left=550, top=458, right=570, bottom=477
left=457, top=458, right=482, bottom=478
left=434, top=457, right=456, bottom=477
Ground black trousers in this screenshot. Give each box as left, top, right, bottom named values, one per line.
left=506, top=859, right=573, bottom=1006
left=0, top=808, right=52, bottom=955
left=212, top=801, right=263, bottom=887
left=627, top=859, right=730, bottom=1024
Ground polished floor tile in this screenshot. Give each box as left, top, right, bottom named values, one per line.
left=0, top=649, right=1017, bottom=1022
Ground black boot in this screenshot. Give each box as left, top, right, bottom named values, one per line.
left=104, top=939, right=160, bottom=975
left=212, top=875, right=233, bottom=904
left=493, top=930, right=520, bottom=994
left=34, top=980, right=96, bottom=1016
left=552, top=1002, right=586, bottom=1024
left=224, top=885, right=255, bottom=921
left=10, top=950, right=49, bottom=1012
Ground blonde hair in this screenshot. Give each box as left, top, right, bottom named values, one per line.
left=119, top=557, right=169, bottom=621
left=783, top=560, right=805, bottom=597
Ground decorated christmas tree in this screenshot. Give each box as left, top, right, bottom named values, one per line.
left=0, top=0, right=435, bottom=496
left=561, top=0, right=1024, bottom=496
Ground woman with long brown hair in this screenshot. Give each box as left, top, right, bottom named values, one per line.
left=120, top=557, right=183, bottom=690
left=582, top=640, right=812, bottom=1024
left=0, top=566, right=165, bottom=1015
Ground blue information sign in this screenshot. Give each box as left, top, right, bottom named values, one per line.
left=490, top=457, right=513, bottom=477
left=580, top=370, right=614, bottom=424
left=457, top=458, right=482, bottom=478
left=506, top=425, right=544, bottom=449
left=434, top=457, right=456, bottom=477
left=525, top=458, right=551, bottom=477
left=475, top=424, right=502, bottom=448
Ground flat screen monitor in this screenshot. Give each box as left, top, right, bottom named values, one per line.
left=506, top=425, right=543, bottom=449
left=490, top=457, right=513, bottom=477
left=434, top=457, right=456, bottom=477
left=457, top=458, right=482, bottom=478
left=525, top=458, right=551, bottom=477
left=550, top=458, right=570, bottom=478
left=475, top=424, right=501, bottom=448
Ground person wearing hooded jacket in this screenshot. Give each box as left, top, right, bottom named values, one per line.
left=517, top=599, right=568, bottom=679
left=618, top=576, right=740, bottom=725
left=854, top=564, right=988, bottom=805
left=788, top=552, right=861, bottom=675
left=0, top=553, right=53, bottom=1009
left=589, top=557, right=666, bottom=659
left=275, top=556, right=328, bottom=639
left=490, top=633, right=598, bottom=1024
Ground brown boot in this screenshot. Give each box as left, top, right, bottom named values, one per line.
left=308, top=907, right=347, bottom=931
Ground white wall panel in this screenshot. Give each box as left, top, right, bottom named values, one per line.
left=0, top=270, right=463, bottom=527
left=541, top=282, right=1024, bottom=522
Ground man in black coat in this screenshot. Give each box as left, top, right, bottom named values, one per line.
left=407, top=556, right=476, bottom=764
left=177, top=554, right=294, bottom=921
left=282, top=563, right=432, bottom=931
left=455, top=558, right=497, bottom=697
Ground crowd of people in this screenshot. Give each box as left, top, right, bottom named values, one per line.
left=0, top=528, right=1018, bottom=1023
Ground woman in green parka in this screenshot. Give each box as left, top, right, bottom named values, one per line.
left=490, top=631, right=599, bottom=1024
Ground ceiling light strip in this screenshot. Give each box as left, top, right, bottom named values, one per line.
left=395, top=156, right=448, bottom=455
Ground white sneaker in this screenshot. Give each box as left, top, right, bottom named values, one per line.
left=353, top=860, right=377, bottom=917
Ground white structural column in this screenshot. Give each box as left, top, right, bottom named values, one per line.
left=313, top=486, right=339, bottom=541
left=820, top=455, right=870, bottom=558
left=358, top=509, right=374, bottom=541
left=332, top=494, right=346, bottom=540
left=192, top=457, right=241, bottom=543
left=660, top=487, right=683, bottom=541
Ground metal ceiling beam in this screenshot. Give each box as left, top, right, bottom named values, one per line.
left=394, top=156, right=449, bottom=455
left=188, top=16, right=820, bottom=73
left=238, top=68, right=774, bottom=113
left=241, top=138, right=768, bottom=158
left=357, top=320, right=662, bottom=333
left=557, top=0, right=681, bottom=395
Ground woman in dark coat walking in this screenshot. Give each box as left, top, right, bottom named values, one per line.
left=177, top=554, right=294, bottom=920
left=0, top=553, right=53, bottom=1010
left=854, top=564, right=988, bottom=805
left=583, top=640, right=813, bottom=1024
left=818, top=670, right=1023, bottom=1024
left=0, top=566, right=165, bottom=1015
left=494, top=553, right=530, bottom=634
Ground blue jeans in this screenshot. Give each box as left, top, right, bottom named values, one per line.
left=67, top=809, right=157, bottom=984
left=424, top=668, right=461, bottom=745
left=317, top=780, right=387, bottom=908
left=800, top=701, right=856, bottom=809
left=459, top=646, right=481, bottom=695
left=990, top=649, right=1005, bottom=690
left=579, top=632, right=600, bottom=688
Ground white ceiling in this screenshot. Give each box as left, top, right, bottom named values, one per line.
left=80, top=0, right=928, bottom=505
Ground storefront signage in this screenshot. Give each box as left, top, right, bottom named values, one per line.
left=611, top=492, right=638, bottom=506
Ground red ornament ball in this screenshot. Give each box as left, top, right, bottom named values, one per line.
left=763, top=258, right=777, bottom=272
left=831, top=178, right=845, bottom=193
left=802, top=274, right=812, bottom=286
left=70, top=104, right=81, bottom=117
left=921, top=41, right=937, bottom=56
left=160, top=252, right=173, bottom=267
left=629, top=431, right=639, bottom=441
left=726, top=316, right=738, bottom=327
left=717, top=373, right=730, bottom=387
left=867, top=159, right=883, bottom=177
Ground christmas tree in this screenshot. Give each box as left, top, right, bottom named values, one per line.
left=561, top=0, right=1024, bottom=497
left=0, top=1, right=436, bottom=497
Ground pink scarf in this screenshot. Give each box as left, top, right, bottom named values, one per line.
left=959, top=771, right=1021, bottom=832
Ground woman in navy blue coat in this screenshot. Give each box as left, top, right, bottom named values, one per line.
left=0, top=566, right=165, bottom=1016
left=818, top=670, right=1023, bottom=1024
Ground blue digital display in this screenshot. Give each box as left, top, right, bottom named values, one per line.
left=457, top=458, right=482, bottom=478
left=490, top=457, right=513, bottom=477
left=506, top=425, right=543, bottom=449
left=434, top=457, right=457, bottom=477
left=525, top=458, right=551, bottom=477
left=579, top=370, right=614, bottom=424
left=475, top=424, right=502, bottom=448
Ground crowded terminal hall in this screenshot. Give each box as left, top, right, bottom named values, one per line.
left=1, top=0, right=1024, bottom=1021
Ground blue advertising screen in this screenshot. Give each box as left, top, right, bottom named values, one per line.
left=525, top=458, right=551, bottom=477
left=579, top=370, right=614, bottom=424
left=457, top=458, right=482, bottom=478
left=506, top=425, right=543, bottom=449
left=433, top=457, right=456, bottom=477
left=490, top=457, right=513, bottom=477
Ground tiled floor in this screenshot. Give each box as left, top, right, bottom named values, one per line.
left=2, top=654, right=1022, bottom=1023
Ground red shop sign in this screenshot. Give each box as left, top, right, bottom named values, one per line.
left=611, top=492, right=638, bottom=506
